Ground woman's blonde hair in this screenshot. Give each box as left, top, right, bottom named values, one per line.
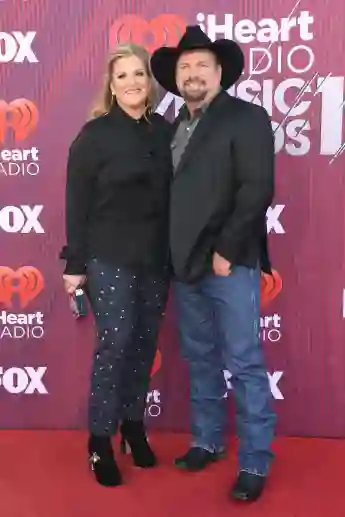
left=89, top=43, right=157, bottom=120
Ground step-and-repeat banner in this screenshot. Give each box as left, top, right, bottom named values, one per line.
left=1, top=0, right=344, bottom=436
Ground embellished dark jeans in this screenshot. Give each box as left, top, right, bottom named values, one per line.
left=85, top=258, right=169, bottom=437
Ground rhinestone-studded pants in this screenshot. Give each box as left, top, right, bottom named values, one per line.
left=85, top=258, right=169, bottom=436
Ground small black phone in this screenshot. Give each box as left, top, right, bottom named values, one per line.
left=69, top=287, right=88, bottom=319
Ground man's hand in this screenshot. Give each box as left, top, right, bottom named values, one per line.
left=213, top=252, right=231, bottom=276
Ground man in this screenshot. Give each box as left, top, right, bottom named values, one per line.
left=151, top=26, right=276, bottom=502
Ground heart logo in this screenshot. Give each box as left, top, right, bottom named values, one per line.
left=150, top=349, right=162, bottom=377
left=109, top=14, right=186, bottom=53
left=0, top=266, right=44, bottom=309
left=260, top=269, right=282, bottom=308
left=0, top=98, right=38, bottom=144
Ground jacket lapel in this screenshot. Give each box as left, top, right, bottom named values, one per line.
left=171, top=108, right=185, bottom=133
left=173, top=90, right=229, bottom=178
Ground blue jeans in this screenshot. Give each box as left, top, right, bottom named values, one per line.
left=174, top=266, right=276, bottom=475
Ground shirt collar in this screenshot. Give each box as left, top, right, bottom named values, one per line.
left=179, top=102, right=208, bottom=122
left=179, top=89, right=222, bottom=121
left=108, top=103, right=150, bottom=125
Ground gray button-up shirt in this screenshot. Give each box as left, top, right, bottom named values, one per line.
left=171, top=103, right=209, bottom=171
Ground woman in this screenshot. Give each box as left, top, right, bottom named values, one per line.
left=60, top=43, right=172, bottom=487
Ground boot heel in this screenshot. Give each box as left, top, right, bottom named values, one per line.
left=120, top=420, right=156, bottom=468
left=120, top=437, right=131, bottom=455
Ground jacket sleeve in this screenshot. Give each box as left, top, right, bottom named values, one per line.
left=215, top=105, right=275, bottom=263
left=60, top=128, right=99, bottom=275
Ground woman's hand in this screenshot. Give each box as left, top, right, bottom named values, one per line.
left=63, top=274, right=86, bottom=294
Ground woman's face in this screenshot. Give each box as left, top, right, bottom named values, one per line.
left=110, top=54, right=151, bottom=111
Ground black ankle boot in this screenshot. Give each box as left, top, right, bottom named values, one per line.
left=88, top=434, right=122, bottom=487
left=120, top=420, right=157, bottom=468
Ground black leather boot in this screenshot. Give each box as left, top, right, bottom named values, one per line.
left=231, top=471, right=266, bottom=502
left=88, top=434, right=122, bottom=487
left=174, top=447, right=224, bottom=471
left=120, top=419, right=157, bottom=468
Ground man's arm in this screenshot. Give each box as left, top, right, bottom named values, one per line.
left=215, top=105, right=275, bottom=263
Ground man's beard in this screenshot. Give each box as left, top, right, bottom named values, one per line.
left=181, top=89, right=208, bottom=102
left=180, top=80, right=208, bottom=103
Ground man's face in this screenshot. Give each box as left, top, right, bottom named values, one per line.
left=176, top=49, right=222, bottom=103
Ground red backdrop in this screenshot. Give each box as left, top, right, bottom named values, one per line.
left=0, top=0, right=345, bottom=437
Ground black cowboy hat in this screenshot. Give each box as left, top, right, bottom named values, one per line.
left=151, top=25, right=244, bottom=96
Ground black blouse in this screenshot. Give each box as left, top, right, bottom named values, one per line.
left=60, top=105, right=173, bottom=274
